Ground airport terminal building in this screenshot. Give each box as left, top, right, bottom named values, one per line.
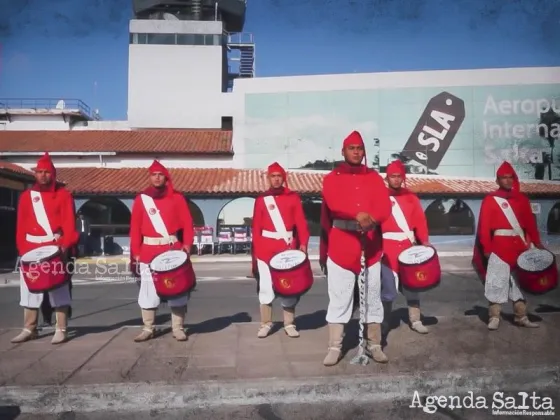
left=1, top=0, right=560, bottom=257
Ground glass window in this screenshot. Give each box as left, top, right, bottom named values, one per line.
left=193, top=34, right=205, bottom=45
left=177, top=34, right=195, bottom=45
left=204, top=34, right=216, bottom=45
left=147, top=34, right=176, bottom=45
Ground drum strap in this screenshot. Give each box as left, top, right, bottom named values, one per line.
left=140, top=194, right=171, bottom=239
left=389, top=197, right=415, bottom=243
left=493, top=197, right=527, bottom=246
left=263, top=196, right=291, bottom=246
left=30, top=191, right=54, bottom=239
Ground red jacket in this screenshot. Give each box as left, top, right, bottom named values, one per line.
left=130, top=191, right=194, bottom=264
left=381, top=191, right=429, bottom=271
left=473, top=191, right=541, bottom=272
left=320, top=164, right=392, bottom=274
left=16, top=187, right=79, bottom=256
left=251, top=189, right=310, bottom=270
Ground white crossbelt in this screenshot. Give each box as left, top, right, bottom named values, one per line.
left=261, top=230, right=293, bottom=241
left=26, top=234, right=56, bottom=244
left=493, top=229, right=518, bottom=236
left=382, top=231, right=414, bottom=241
left=143, top=235, right=178, bottom=245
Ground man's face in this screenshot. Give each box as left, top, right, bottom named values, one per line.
left=342, top=144, right=365, bottom=165
left=34, top=169, right=52, bottom=186
left=150, top=172, right=167, bottom=188
left=387, top=173, right=403, bottom=189
left=497, top=174, right=514, bottom=190
left=268, top=172, right=284, bottom=189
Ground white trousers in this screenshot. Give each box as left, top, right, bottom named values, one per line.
left=326, top=258, right=383, bottom=324
left=257, top=259, right=299, bottom=308
left=484, top=253, right=524, bottom=304
left=19, top=271, right=71, bottom=308
left=138, top=263, right=189, bottom=309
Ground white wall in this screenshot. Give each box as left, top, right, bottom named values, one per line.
left=3, top=154, right=233, bottom=169
left=2, top=115, right=73, bottom=130
left=232, top=66, right=560, bottom=93
left=127, top=19, right=234, bottom=129
left=1, top=115, right=131, bottom=131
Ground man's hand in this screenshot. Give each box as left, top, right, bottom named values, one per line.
left=532, top=243, right=545, bottom=250
left=183, top=244, right=191, bottom=253
left=320, top=262, right=328, bottom=276
left=484, top=252, right=490, bottom=258
left=422, top=242, right=433, bottom=248
left=131, top=256, right=141, bottom=278
left=356, top=212, right=375, bottom=231
left=299, top=245, right=307, bottom=254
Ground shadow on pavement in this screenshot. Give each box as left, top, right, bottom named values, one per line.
left=0, top=406, right=21, bottom=420
left=65, top=311, right=252, bottom=341
left=464, top=304, right=544, bottom=325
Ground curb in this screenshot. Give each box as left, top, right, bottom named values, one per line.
left=1, top=365, right=558, bottom=414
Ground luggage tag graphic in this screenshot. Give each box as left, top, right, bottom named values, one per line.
left=400, top=92, right=466, bottom=171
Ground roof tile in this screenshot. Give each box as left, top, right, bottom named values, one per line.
left=54, top=167, right=560, bottom=197
left=0, top=130, right=233, bottom=154
left=0, top=161, right=35, bottom=180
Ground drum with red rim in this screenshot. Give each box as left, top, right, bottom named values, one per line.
left=397, top=245, right=441, bottom=291
left=516, top=248, right=558, bottom=295
left=20, top=245, right=68, bottom=293
left=269, top=250, right=314, bottom=297
left=150, top=250, right=196, bottom=299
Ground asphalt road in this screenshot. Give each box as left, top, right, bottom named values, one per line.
left=1, top=261, right=559, bottom=330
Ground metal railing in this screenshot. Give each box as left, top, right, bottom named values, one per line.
left=0, top=98, right=99, bottom=120
left=225, top=32, right=254, bottom=45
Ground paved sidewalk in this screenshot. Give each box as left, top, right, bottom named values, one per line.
left=1, top=311, right=559, bottom=414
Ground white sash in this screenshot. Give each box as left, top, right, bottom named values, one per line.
left=389, top=196, right=415, bottom=243
left=140, top=194, right=170, bottom=239
left=30, top=191, right=54, bottom=239
left=263, top=195, right=291, bottom=245
left=493, top=196, right=527, bottom=245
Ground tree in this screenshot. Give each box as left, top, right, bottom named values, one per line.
left=537, top=108, right=560, bottom=180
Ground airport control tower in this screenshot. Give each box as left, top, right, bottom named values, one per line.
left=128, top=0, right=255, bottom=129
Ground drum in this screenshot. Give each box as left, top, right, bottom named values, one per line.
left=149, top=250, right=196, bottom=299
left=20, top=245, right=68, bottom=293
left=397, top=245, right=441, bottom=291
left=516, top=248, right=558, bottom=295
left=269, top=250, right=314, bottom=297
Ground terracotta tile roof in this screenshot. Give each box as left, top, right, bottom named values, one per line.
left=0, top=161, right=35, bottom=180
left=54, top=167, right=560, bottom=197
left=0, top=130, right=233, bottom=155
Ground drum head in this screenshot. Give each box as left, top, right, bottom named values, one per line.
left=21, top=245, right=60, bottom=263
left=270, top=250, right=307, bottom=271
left=517, top=249, right=554, bottom=272
left=398, top=245, right=435, bottom=266
left=150, top=250, right=188, bottom=272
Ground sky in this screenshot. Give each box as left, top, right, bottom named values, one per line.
left=0, top=0, right=559, bottom=120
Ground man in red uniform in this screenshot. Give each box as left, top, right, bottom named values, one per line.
left=380, top=160, right=431, bottom=334
left=11, top=152, right=79, bottom=345
left=251, top=162, right=310, bottom=338
left=473, top=161, right=541, bottom=330
left=129, top=160, right=195, bottom=342
left=320, top=131, right=392, bottom=366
